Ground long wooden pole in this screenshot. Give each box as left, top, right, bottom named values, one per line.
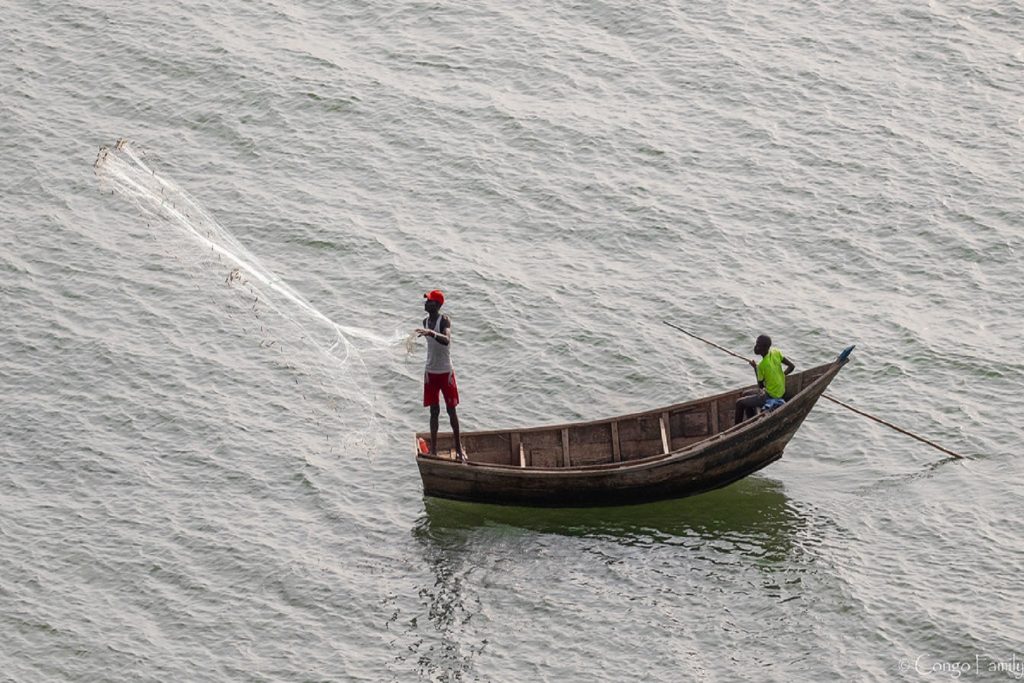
left=818, top=394, right=965, bottom=459
left=663, top=321, right=748, bottom=362
left=662, top=321, right=967, bottom=460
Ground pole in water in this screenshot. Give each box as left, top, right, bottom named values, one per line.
left=820, top=393, right=966, bottom=460
left=661, top=320, right=968, bottom=460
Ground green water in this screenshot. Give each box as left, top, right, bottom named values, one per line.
left=2, top=1, right=1022, bottom=680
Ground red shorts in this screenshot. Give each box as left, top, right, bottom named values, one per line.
left=423, top=371, right=459, bottom=408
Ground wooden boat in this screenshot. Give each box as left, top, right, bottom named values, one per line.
left=415, top=348, right=853, bottom=507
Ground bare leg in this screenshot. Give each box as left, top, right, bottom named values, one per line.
left=447, top=405, right=464, bottom=461
left=429, top=405, right=440, bottom=455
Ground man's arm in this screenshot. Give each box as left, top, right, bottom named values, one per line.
left=415, top=317, right=452, bottom=344
left=782, top=356, right=795, bottom=375
left=428, top=316, right=452, bottom=346
left=749, top=359, right=765, bottom=390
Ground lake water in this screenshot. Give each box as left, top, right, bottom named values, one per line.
left=2, top=1, right=1022, bottom=680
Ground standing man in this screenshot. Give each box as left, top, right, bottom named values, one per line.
left=416, top=290, right=466, bottom=461
left=734, top=334, right=795, bottom=424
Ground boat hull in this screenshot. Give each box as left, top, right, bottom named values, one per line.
left=416, top=359, right=843, bottom=507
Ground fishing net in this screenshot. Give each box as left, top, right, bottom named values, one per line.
left=94, top=139, right=402, bottom=456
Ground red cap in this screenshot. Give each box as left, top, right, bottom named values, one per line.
left=423, top=289, right=444, bottom=305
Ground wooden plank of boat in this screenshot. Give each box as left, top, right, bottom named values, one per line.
left=415, top=351, right=851, bottom=507
left=659, top=412, right=670, bottom=454
left=610, top=421, right=621, bottom=463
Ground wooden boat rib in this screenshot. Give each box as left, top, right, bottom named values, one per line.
left=415, top=349, right=851, bottom=507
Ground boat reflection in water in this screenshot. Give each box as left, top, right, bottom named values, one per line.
left=416, top=475, right=805, bottom=561
left=400, top=476, right=813, bottom=678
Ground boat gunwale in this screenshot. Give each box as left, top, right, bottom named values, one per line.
left=416, top=358, right=843, bottom=476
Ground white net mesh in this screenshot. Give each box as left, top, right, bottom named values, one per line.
left=94, top=139, right=403, bottom=456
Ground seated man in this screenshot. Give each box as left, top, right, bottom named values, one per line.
left=734, top=334, right=795, bottom=424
